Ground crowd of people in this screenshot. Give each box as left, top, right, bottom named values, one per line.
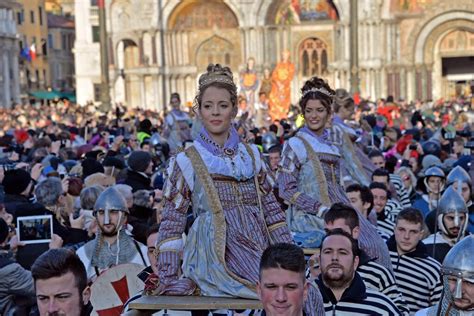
left=0, top=62, right=473, bottom=316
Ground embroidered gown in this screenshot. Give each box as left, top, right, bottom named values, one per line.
left=163, top=109, right=192, bottom=153
left=277, top=127, right=393, bottom=271
left=328, top=115, right=376, bottom=186
left=154, top=127, right=324, bottom=315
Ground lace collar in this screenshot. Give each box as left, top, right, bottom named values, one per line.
left=196, top=126, right=240, bottom=157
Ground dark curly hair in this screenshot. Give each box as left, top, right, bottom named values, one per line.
left=299, top=76, right=335, bottom=113
left=194, top=64, right=238, bottom=110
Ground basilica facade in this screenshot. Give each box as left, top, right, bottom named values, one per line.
left=74, top=0, right=474, bottom=110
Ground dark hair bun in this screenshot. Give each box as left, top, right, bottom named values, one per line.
left=301, top=76, right=335, bottom=96
left=299, top=76, right=335, bottom=111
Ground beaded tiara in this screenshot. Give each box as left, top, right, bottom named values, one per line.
left=199, top=64, right=235, bottom=89
left=199, top=75, right=235, bottom=88
left=302, top=87, right=334, bottom=98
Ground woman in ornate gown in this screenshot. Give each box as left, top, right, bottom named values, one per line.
left=328, top=88, right=376, bottom=187
left=162, top=92, right=193, bottom=153
left=149, top=64, right=324, bottom=315
left=277, top=77, right=392, bottom=270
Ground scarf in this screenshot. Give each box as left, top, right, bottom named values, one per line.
left=300, top=126, right=331, bottom=145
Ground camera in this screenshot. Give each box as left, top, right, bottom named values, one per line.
left=409, top=144, right=417, bottom=150
left=443, top=131, right=456, bottom=140
left=464, top=139, right=474, bottom=149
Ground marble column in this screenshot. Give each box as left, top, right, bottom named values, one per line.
left=152, top=74, right=158, bottom=111
left=11, top=49, right=20, bottom=104
left=3, top=52, right=11, bottom=108
left=138, top=75, right=148, bottom=109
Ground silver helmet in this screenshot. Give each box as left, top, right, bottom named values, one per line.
left=262, top=132, right=278, bottom=153
left=437, top=186, right=468, bottom=238
left=442, top=235, right=474, bottom=300
left=149, top=132, right=162, bottom=148
left=447, top=165, right=472, bottom=187
left=94, top=187, right=129, bottom=213
left=424, top=166, right=446, bottom=178
left=94, top=187, right=129, bottom=225
left=424, top=166, right=446, bottom=193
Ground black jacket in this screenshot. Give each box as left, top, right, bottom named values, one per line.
left=3, top=194, right=37, bottom=219
left=123, top=170, right=152, bottom=192
left=386, top=235, right=430, bottom=259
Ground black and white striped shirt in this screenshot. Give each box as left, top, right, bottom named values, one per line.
left=377, top=209, right=397, bottom=237
left=386, top=198, right=403, bottom=218
left=316, top=273, right=401, bottom=315
left=387, top=237, right=443, bottom=313
left=390, top=174, right=412, bottom=209
left=358, top=255, right=410, bottom=315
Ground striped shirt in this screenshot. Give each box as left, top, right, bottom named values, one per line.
left=387, top=237, right=443, bottom=313
left=377, top=208, right=397, bottom=237
left=316, top=273, right=401, bottom=315
left=390, top=174, right=412, bottom=209
left=386, top=199, right=403, bottom=218
left=358, top=255, right=410, bottom=315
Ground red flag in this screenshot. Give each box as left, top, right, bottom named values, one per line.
left=30, top=43, right=36, bottom=61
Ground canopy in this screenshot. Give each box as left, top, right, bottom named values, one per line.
left=29, top=90, right=76, bottom=103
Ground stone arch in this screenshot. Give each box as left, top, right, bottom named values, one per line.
left=165, top=0, right=241, bottom=30
left=116, top=39, right=139, bottom=69
left=298, top=37, right=330, bottom=77
left=264, top=0, right=340, bottom=25
left=407, top=8, right=474, bottom=63
left=422, top=19, right=474, bottom=64
left=195, top=35, right=237, bottom=70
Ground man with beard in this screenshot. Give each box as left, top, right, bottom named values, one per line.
left=32, top=248, right=92, bottom=316
left=415, top=235, right=474, bottom=316
left=76, top=186, right=149, bottom=281
left=322, top=204, right=409, bottom=315
left=425, top=165, right=474, bottom=234
left=387, top=208, right=442, bottom=312
left=316, top=229, right=400, bottom=315
left=423, top=186, right=469, bottom=263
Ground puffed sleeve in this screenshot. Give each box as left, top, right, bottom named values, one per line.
left=153, top=156, right=196, bottom=295
left=256, top=153, right=293, bottom=244
left=277, top=141, right=327, bottom=217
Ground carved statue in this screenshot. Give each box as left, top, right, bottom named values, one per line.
left=268, top=50, right=295, bottom=121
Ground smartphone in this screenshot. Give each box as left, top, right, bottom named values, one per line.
left=108, top=135, right=115, bottom=144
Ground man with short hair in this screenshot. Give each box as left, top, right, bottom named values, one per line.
left=323, top=204, right=409, bottom=315
left=370, top=182, right=396, bottom=239
left=31, top=248, right=92, bottom=316
left=257, top=243, right=324, bottom=316
left=372, top=169, right=404, bottom=216
left=267, top=145, right=281, bottom=173
left=387, top=208, right=442, bottom=312
left=368, top=150, right=411, bottom=208
left=346, top=184, right=373, bottom=219
left=76, top=186, right=149, bottom=281
left=316, top=229, right=400, bottom=315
